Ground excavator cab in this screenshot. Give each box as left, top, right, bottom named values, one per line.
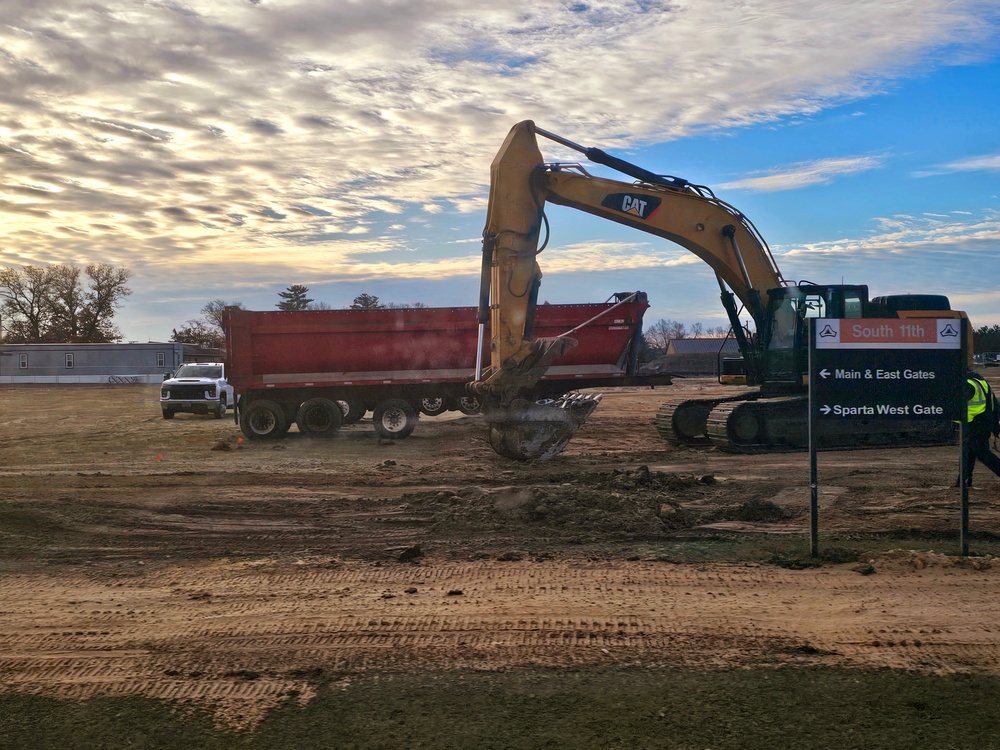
left=761, top=284, right=869, bottom=393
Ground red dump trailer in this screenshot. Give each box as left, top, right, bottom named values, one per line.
left=223, top=292, right=667, bottom=440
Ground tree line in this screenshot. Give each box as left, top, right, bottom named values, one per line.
left=974, top=324, right=1000, bottom=353
left=4, top=266, right=1000, bottom=356
left=169, top=287, right=423, bottom=348
left=642, top=318, right=731, bottom=357
left=273, top=286, right=424, bottom=312
left=0, top=267, right=424, bottom=347
left=0, top=266, right=769, bottom=355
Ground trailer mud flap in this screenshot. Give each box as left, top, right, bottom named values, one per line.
left=483, top=394, right=602, bottom=461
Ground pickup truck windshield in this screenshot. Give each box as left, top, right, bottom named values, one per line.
left=174, top=365, right=222, bottom=379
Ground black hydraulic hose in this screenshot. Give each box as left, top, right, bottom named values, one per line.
left=537, top=210, right=550, bottom=253
left=524, top=276, right=541, bottom=340
left=722, top=224, right=767, bottom=329
left=583, top=147, right=690, bottom=190
left=535, top=126, right=689, bottom=190
left=478, top=235, right=494, bottom=325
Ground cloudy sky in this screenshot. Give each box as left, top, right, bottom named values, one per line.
left=2, top=0, right=999, bottom=341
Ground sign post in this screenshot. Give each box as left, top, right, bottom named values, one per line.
left=809, top=318, right=966, bottom=555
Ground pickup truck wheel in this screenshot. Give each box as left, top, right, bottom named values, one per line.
left=296, top=398, right=343, bottom=437
left=338, top=398, right=366, bottom=425
left=419, top=396, right=448, bottom=417
left=162, top=409, right=175, bottom=420
left=456, top=395, right=482, bottom=415
left=239, top=399, right=288, bottom=439
left=373, top=399, right=419, bottom=440
left=213, top=396, right=227, bottom=419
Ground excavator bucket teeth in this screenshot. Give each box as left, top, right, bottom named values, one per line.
left=483, top=394, right=602, bottom=461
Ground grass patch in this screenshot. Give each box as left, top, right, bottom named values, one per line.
left=3, top=667, right=1000, bottom=749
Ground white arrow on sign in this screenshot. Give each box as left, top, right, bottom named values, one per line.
left=820, top=405, right=832, bottom=414
left=819, top=368, right=831, bottom=379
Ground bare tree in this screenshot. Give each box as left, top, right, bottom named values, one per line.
left=46, top=263, right=132, bottom=343
left=0, top=265, right=54, bottom=342
left=644, top=319, right=688, bottom=354
left=170, top=319, right=224, bottom=349
left=644, top=319, right=730, bottom=353
left=77, top=264, right=132, bottom=343
left=167, top=299, right=244, bottom=353
left=201, top=299, right=244, bottom=330
left=1, top=263, right=131, bottom=343
left=48, top=265, right=85, bottom=341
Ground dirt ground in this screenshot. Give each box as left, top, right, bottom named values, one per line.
left=3, top=376, right=1000, bottom=732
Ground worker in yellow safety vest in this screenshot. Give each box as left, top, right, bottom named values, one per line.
left=957, top=373, right=1000, bottom=487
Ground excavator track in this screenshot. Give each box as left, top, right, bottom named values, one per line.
left=658, top=389, right=959, bottom=453
left=654, top=390, right=759, bottom=446
left=705, top=396, right=808, bottom=452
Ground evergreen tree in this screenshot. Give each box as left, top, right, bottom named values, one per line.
left=974, top=324, right=1000, bottom=353
left=277, top=284, right=313, bottom=310
left=350, top=293, right=384, bottom=310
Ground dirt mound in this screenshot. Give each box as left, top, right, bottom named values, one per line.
left=402, top=467, right=707, bottom=540
left=707, top=496, right=797, bottom=524
left=866, top=549, right=997, bottom=573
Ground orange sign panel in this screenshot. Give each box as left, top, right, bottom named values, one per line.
left=814, top=319, right=962, bottom=349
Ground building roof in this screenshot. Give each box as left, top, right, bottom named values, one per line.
left=665, top=338, right=740, bottom=354
left=0, top=341, right=177, bottom=349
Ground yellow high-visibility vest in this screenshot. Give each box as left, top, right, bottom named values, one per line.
left=968, top=377, right=990, bottom=422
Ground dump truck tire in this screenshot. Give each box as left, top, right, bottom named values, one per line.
left=419, top=396, right=448, bottom=416
left=296, top=397, right=343, bottom=437
left=456, top=395, right=481, bottom=415
left=373, top=399, right=419, bottom=439
left=338, top=398, right=366, bottom=424
left=239, top=399, right=288, bottom=440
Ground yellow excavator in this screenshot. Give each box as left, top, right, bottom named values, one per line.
left=470, top=120, right=969, bottom=460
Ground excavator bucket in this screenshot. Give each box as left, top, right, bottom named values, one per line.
left=477, top=335, right=602, bottom=460
left=483, top=393, right=602, bottom=461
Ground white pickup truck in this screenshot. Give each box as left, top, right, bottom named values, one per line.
left=160, top=362, right=235, bottom=419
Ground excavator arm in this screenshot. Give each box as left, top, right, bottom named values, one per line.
left=472, top=120, right=787, bottom=460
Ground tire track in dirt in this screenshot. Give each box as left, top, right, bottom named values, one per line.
left=3, top=556, right=1000, bottom=728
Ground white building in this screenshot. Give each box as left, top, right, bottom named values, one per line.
left=0, top=342, right=191, bottom=384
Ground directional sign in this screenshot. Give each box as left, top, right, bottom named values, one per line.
left=810, top=318, right=965, bottom=423
left=807, top=317, right=967, bottom=558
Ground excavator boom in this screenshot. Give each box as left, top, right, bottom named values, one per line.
left=472, top=121, right=786, bottom=460
left=477, top=122, right=785, bottom=375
